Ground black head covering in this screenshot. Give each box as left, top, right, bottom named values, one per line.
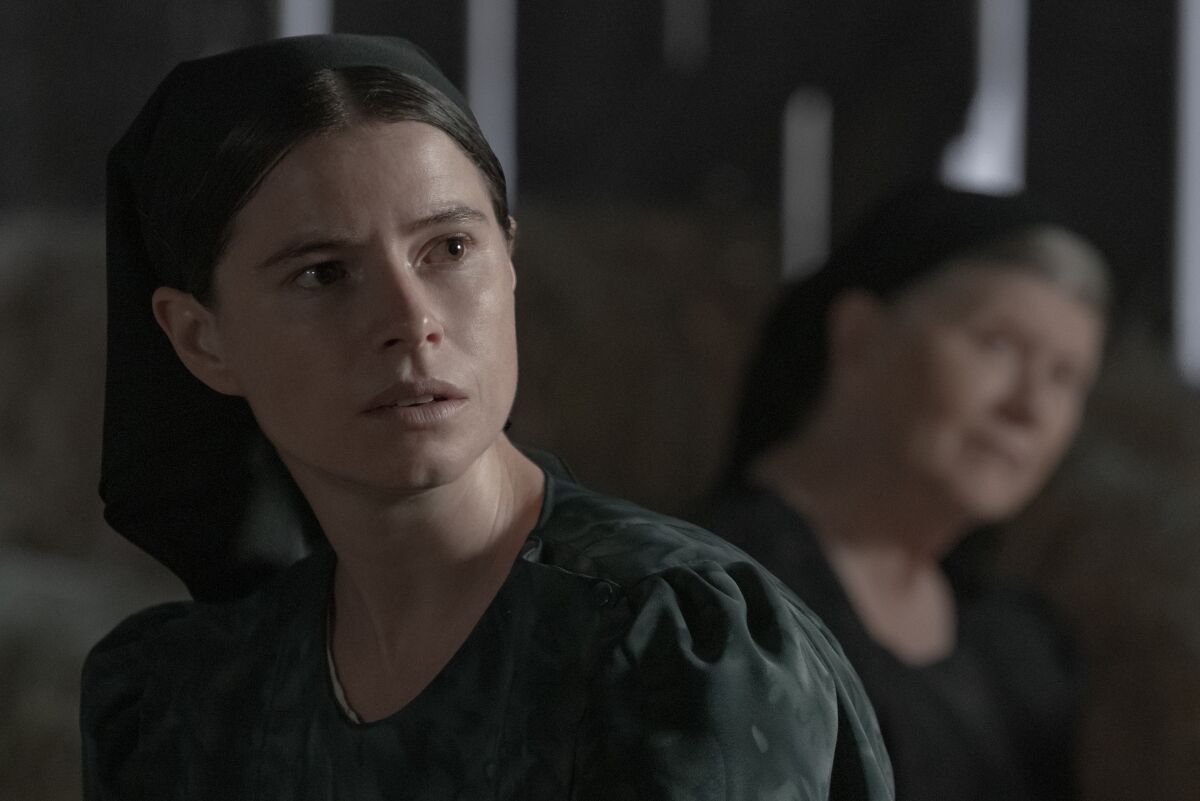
left=803, top=181, right=1064, bottom=300
left=723, top=181, right=1085, bottom=482
left=103, top=35, right=474, bottom=601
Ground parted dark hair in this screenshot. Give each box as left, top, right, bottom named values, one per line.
left=151, top=66, right=511, bottom=305
left=720, top=182, right=1109, bottom=486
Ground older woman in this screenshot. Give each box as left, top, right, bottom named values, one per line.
left=82, top=34, right=892, bottom=799
left=703, top=184, right=1108, bottom=801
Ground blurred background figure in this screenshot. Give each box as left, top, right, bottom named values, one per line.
left=701, top=183, right=1109, bottom=801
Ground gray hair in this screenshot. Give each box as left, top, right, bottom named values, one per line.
left=958, top=223, right=1111, bottom=311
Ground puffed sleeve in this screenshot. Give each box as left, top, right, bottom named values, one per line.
left=80, top=602, right=189, bottom=801
left=572, top=560, right=893, bottom=800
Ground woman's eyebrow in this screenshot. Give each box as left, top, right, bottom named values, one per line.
left=403, top=205, right=489, bottom=234
left=255, top=207, right=488, bottom=271
left=255, top=236, right=354, bottom=271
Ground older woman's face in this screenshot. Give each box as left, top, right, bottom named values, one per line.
left=853, top=263, right=1104, bottom=524
left=204, top=121, right=518, bottom=494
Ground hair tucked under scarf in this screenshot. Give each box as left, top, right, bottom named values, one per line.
left=103, top=35, right=484, bottom=601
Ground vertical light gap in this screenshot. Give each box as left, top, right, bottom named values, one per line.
left=941, top=0, right=1028, bottom=192
left=781, top=88, right=833, bottom=278
left=466, top=0, right=519, bottom=205
left=1176, top=0, right=1200, bottom=384
left=276, top=0, right=333, bottom=37
left=663, top=0, right=710, bottom=73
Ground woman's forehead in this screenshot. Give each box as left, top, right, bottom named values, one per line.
left=896, top=261, right=1057, bottom=306
left=281, top=121, right=470, bottom=183
left=887, top=262, right=1104, bottom=340
left=234, top=122, right=491, bottom=232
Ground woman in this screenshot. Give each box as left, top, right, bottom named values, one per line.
left=83, top=34, right=892, bottom=799
left=703, top=184, right=1108, bottom=801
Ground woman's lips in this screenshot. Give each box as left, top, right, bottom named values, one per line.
left=965, top=432, right=1026, bottom=469
left=370, top=394, right=444, bottom=410
left=361, top=396, right=468, bottom=425
left=360, top=379, right=468, bottom=424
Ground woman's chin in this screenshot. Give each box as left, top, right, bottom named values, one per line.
left=950, top=482, right=1036, bottom=526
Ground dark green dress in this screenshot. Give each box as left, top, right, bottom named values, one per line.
left=81, top=467, right=894, bottom=800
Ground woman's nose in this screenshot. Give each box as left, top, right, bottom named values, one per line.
left=997, top=362, right=1044, bottom=425
left=1000, top=358, right=1070, bottom=429
left=370, top=256, right=444, bottom=351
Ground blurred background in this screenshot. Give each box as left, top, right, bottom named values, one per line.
left=3, top=0, right=1199, bottom=798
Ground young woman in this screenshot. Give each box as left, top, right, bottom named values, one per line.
left=83, top=34, right=892, bottom=799
left=704, top=183, right=1108, bottom=801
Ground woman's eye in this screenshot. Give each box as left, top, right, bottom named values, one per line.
left=426, top=236, right=470, bottom=264
left=293, top=262, right=346, bottom=289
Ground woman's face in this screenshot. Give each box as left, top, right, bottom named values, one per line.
left=847, top=263, right=1104, bottom=524
left=195, top=121, right=518, bottom=494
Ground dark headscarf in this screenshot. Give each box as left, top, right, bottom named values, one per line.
left=722, top=181, right=1080, bottom=483
left=103, top=35, right=474, bottom=601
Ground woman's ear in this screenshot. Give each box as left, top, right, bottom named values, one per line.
left=826, top=290, right=888, bottom=380
left=151, top=287, right=243, bottom=396
left=506, top=215, right=518, bottom=289
left=506, top=215, right=518, bottom=250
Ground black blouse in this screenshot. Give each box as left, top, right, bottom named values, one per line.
left=703, top=484, right=1081, bottom=801
left=81, top=468, right=894, bottom=800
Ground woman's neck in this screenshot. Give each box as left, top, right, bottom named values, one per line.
left=754, top=416, right=969, bottom=562
left=313, top=439, right=540, bottom=580
left=751, top=428, right=963, bottom=665
left=291, top=437, right=545, bottom=720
